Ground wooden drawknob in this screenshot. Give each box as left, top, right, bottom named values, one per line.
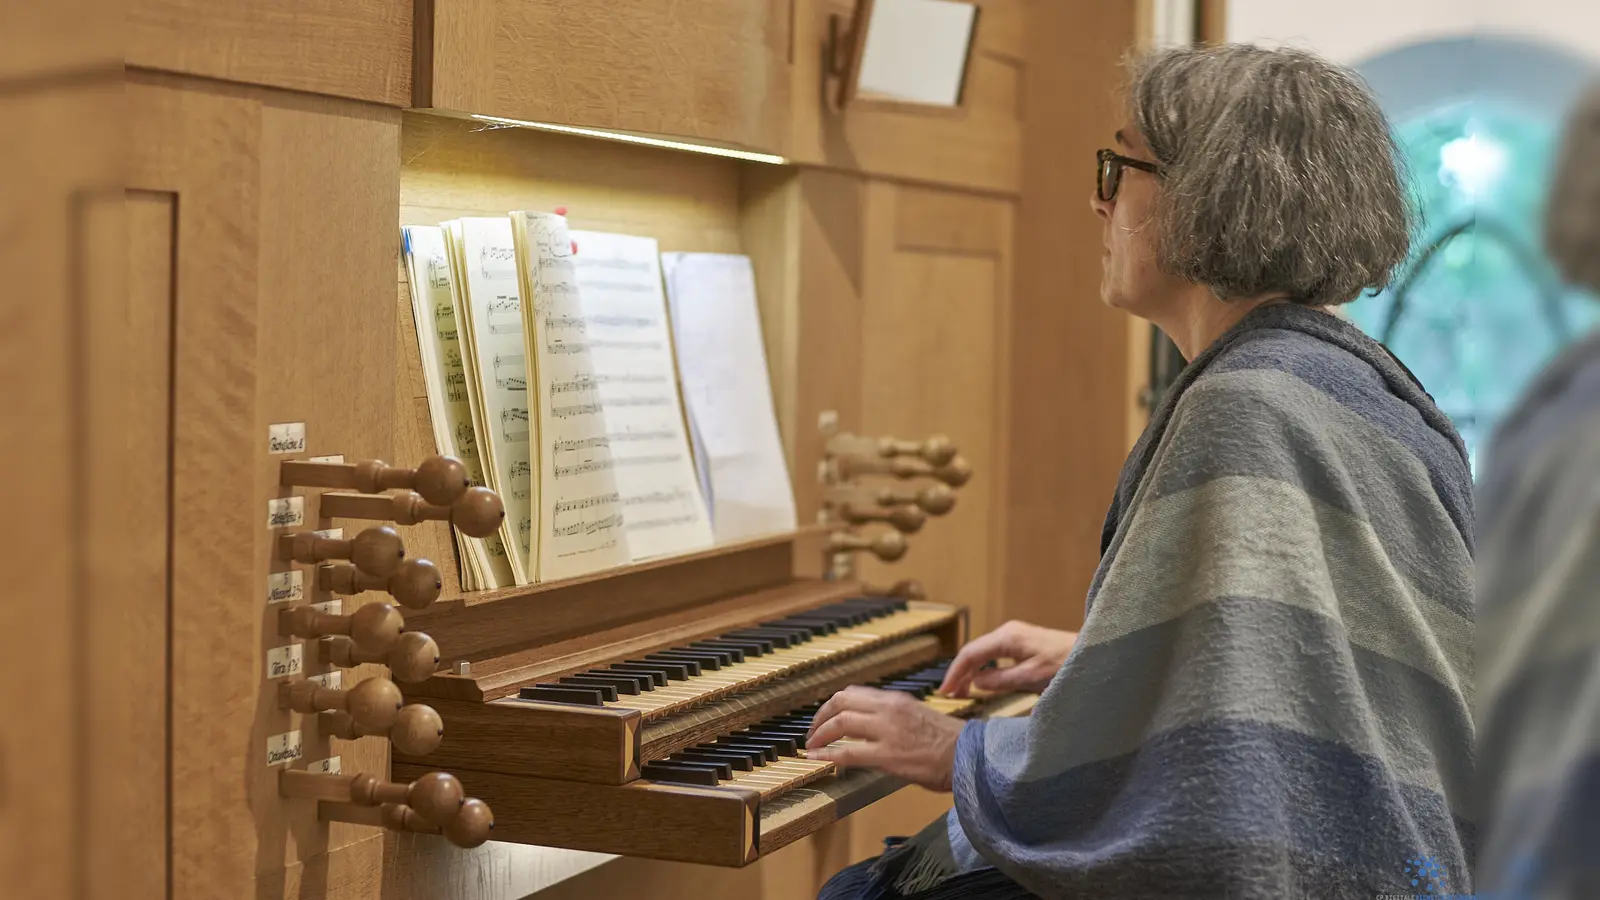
left=323, top=703, right=445, bottom=755
left=349, top=771, right=463, bottom=826
left=280, top=602, right=404, bottom=654
left=828, top=529, right=908, bottom=562
left=840, top=503, right=926, bottom=533
left=898, top=483, right=955, bottom=515
left=322, top=631, right=440, bottom=683
left=443, top=798, right=495, bottom=848
left=319, top=558, right=442, bottom=611
left=280, top=676, right=404, bottom=730
left=319, top=795, right=494, bottom=848
left=353, top=456, right=470, bottom=505
left=879, top=434, right=957, bottom=466
left=936, top=455, right=972, bottom=487
left=318, top=487, right=505, bottom=540
left=279, top=455, right=470, bottom=505
left=278, top=525, right=405, bottom=578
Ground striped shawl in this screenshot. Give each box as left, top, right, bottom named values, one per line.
left=946, top=304, right=1477, bottom=898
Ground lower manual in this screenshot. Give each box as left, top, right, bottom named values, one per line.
left=393, top=659, right=1036, bottom=866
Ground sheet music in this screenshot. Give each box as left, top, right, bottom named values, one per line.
left=401, top=225, right=514, bottom=590
left=660, top=252, right=798, bottom=542
left=568, top=230, right=714, bottom=560
left=511, top=211, right=632, bottom=579
left=453, top=217, right=535, bottom=584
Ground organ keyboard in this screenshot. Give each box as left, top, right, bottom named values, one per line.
left=380, top=431, right=1027, bottom=865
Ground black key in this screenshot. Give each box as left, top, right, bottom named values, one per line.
left=605, top=663, right=669, bottom=686
left=725, top=629, right=794, bottom=649
left=705, top=635, right=774, bottom=655
left=625, top=658, right=690, bottom=680
left=518, top=684, right=606, bottom=706
left=646, top=652, right=707, bottom=674
left=687, top=642, right=742, bottom=664
left=750, top=623, right=815, bottom=641
left=587, top=669, right=654, bottom=692
left=749, top=725, right=811, bottom=740
left=667, top=754, right=734, bottom=779
left=773, top=616, right=838, bottom=635
left=714, top=740, right=778, bottom=763
left=695, top=639, right=762, bottom=658
left=573, top=672, right=645, bottom=695
left=729, top=730, right=798, bottom=753
left=558, top=677, right=620, bottom=701
left=640, top=762, right=720, bottom=786
left=666, top=646, right=733, bottom=667
left=811, top=605, right=869, bottom=626
left=690, top=745, right=760, bottom=769
left=884, top=680, right=932, bottom=694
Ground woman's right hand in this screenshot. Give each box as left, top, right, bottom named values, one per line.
left=938, top=620, right=1078, bottom=697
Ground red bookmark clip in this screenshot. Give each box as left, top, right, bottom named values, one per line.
left=553, top=206, right=578, bottom=254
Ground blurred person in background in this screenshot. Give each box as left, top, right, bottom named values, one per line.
left=1475, top=80, right=1600, bottom=899
left=808, top=44, right=1476, bottom=899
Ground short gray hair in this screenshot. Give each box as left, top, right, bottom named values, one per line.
left=1545, top=82, right=1600, bottom=293
left=1127, top=44, right=1414, bottom=307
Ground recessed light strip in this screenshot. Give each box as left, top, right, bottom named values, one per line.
left=469, top=114, right=789, bottom=165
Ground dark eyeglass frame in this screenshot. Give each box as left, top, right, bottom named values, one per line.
left=1097, top=148, right=1162, bottom=202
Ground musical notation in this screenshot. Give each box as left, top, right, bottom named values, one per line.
left=550, top=375, right=597, bottom=396
left=552, top=513, right=624, bottom=538
left=438, top=328, right=458, bottom=342
left=493, top=352, right=526, bottom=391
left=607, top=428, right=676, bottom=443
left=545, top=312, right=586, bottom=332
left=623, top=487, right=698, bottom=508
left=445, top=371, right=467, bottom=403
left=480, top=244, right=518, bottom=279
left=551, top=401, right=603, bottom=419
left=445, top=347, right=463, bottom=369
left=588, top=313, right=656, bottom=329
left=509, top=460, right=531, bottom=480
left=455, top=422, right=477, bottom=451
left=509, top=459, right=531, bottom=498
left=553, top=436, right=610, bottom=453
left=613, top=453, right=685, bottom=468
left=545, top=338, right=588, bottom=355
left=551, top=491, right=625, bottom=538
left=554, top=458, right=616, bottom=478
left=434, top=301, right=454, bottom=321
left=602, top=395, right=670, bottom=409
left=487, top=297, right=522, bottom=336
left=501, top=407, right=529, bottom=442
left=427, top=254, right=452, bottom=289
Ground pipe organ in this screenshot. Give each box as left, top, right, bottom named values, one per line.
left=4, top=0, right=1144, bottom=898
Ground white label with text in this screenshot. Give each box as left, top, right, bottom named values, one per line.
left=267, top=496, right=305, bottom=529
left=267, top=730, right=304, bottom=766
left=311, top=598, right=341, bottom=615
left=268, top=422, right=307, bottom=455
left=266, top=570, right=304, bottom=604
left=267, top=644, right=304, bottom=679
left=313, top=527, right=343, bottom=540
left=308, top=670, right=342, bottom=690
left=308, top=454, right=344, bottom=464
left=309, top=756, right=342, bottom=775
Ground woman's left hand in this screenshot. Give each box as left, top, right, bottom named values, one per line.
left=804, top=685, right=967, bottom=792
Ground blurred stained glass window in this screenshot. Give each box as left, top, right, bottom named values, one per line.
left=1344, top=102, right=1600, bottom=472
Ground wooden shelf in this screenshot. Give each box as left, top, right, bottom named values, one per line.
left=403, top=525, right=833, bottom=666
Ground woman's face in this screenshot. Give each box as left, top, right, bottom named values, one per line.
left=1090, top=126, right=1189, bottom=318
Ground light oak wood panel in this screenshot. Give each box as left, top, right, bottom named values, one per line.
left=0, top=77, right=121, bottom=900
left=127, top=70, right=405, bottom=899
left=790, top=0, right=1025, bottom=194
left=1003, top=0, right=1143, bottom=634
left=85, top=190, right=171, bottom=900
left=128, top=0, right=412, bottom=105
left=419, top=0, right=792, bottom=155
left=0, top=0, right=118, bottom=82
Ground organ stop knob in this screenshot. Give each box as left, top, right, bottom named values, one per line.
left=322, top=702, right=445, bottom=755
left=356, top=797, right=494, bottom=848
left=319, top=558, right=442, bottom=611
left=280, top=454, right=472, bottom=506
left=280, top=676, right=404, bottom=731
left=280, top=602, right=404, bottom=654
left=839, top=503, right=926, bottom=533
left=322, top=631, right=440, bottom=683
left=318, top=487, right=505, bottom=539
left=828, top=529, right=908, bottom=562
left=279, top=525, right=406, bottom=578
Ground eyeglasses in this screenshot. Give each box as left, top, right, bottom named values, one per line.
left=1097, top=148, right=1161, bottom=202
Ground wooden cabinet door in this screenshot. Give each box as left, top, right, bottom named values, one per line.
left=417, top=0, right=793, bottom=155
left=128, top=0, right=413, bottom=105
left=124, top=72, right=401, bottom=900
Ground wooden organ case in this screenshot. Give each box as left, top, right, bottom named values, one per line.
left=25, top=0, right=1148, bottom=899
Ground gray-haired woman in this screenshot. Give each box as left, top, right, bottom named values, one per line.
left=1476, top=81, right=1600, bottom=899
left=811, top=44, right=1476, bottom=900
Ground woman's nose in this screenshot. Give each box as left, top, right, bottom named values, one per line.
left=1090, top=191, right=1112, bottom=220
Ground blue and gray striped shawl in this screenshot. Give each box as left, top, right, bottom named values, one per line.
left=948, top=304, right=1477, bottom=898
